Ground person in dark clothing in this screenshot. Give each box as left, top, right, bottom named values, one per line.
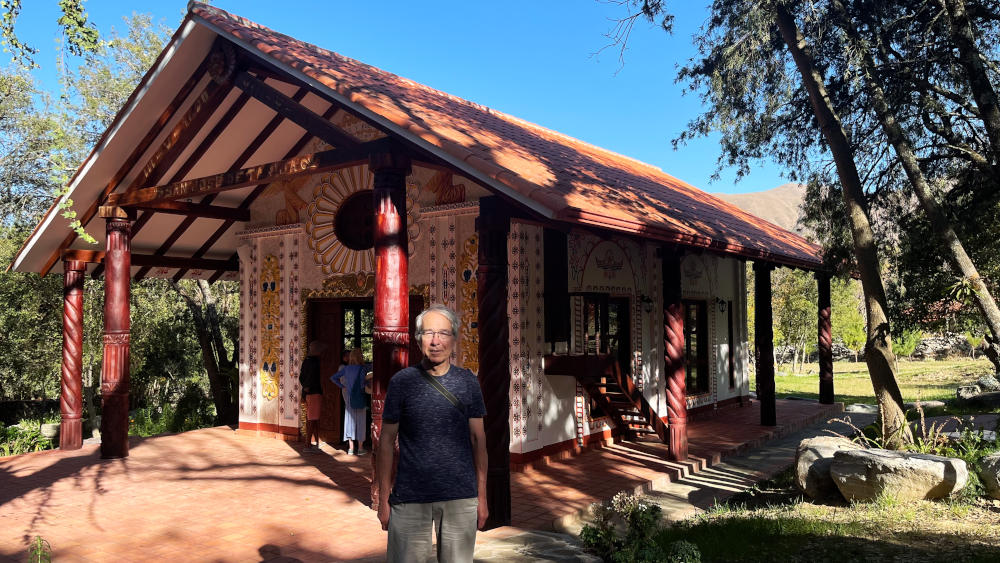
left=377, top=304, right=488, bottom=562
left=299, top=340, right=325, bottom=451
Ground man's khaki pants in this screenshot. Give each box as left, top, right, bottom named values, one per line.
left=386, top=497, right=478, bottom=563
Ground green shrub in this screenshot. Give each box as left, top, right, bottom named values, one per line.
left=666, top=539, right=701, bottom=563
left=27, top=536, right=51, bottom=563
left=580, top=492, right=668, bottom=562
left=129, top=384, right=216, bottom=437
left=0, top=423, right=53, bottom=456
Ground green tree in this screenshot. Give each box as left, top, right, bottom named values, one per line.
left=623, top=0, right=910, bottom=443
left=772, top=268, right=816, bottom=373
left=0, top=0, right=99, bottom=69
left=0, top=13, right=238, bottom=432
left=831, top=277, right=865, bottom=361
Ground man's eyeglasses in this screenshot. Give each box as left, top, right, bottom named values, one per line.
left=418, top=330, right=454, bottom=340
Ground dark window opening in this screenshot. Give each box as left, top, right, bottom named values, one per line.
left=342, top=302, right=374, bottom=363
left=581, top=294, right=631, bottom=417
left=684, top=300, right=709, bottom=395
left=543, top=228, right=569, bottom=354
left=334, top=190, right=375, bottom=251
left=728, top=300, right=736, bottom=389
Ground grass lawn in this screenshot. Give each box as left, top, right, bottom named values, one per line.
left=758, top=357, right=995, bottom=405
left=655, top=467, right=1000, bottom=562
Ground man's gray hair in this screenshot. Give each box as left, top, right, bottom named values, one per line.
left=415, top=304, right=459, bottom=336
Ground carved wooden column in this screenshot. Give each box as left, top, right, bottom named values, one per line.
left=754, top=262, right=776, bottom=426
left=476, top=196, right=511, bottom=528
left=662, top=249, right=688, bottom=461
left=99, top=206, right=134, bottom=458
left=369, top=152, right=411, bottom=508
left=817, top=272, right=834, bottom=404
left=59, top=260, right=86, bottom=450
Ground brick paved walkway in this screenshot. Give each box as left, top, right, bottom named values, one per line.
left=0, top=399, right=840, bottom=562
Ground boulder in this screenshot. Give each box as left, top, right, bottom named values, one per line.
left=979, top=453, right=1000, bottom=500
left=845, top=403, right=879, bottom=415
left=904, top=400, right=946, bottom=410
left=829, top=448, right=968, bottom=501
left=957, top=385, right=982, bottom=400
left=977, top=374, right=1000, bottom=393
left=795, top=436, right=864, bottom=500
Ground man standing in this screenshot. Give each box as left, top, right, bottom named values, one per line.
left=377, top=304, right=488, bottom=562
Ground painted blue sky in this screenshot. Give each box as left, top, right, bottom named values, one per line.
left=13, top=1, right=795, bottom=194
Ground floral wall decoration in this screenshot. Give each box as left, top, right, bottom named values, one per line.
left=259, top=254, right=281, bottom=402
left=305, top=165, right=422, bottom=275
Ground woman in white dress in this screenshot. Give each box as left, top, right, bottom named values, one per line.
left=332, top=348, right=368, bottom=455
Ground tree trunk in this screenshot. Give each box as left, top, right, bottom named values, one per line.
left=833, top=0, right=1000, bottom=376
left=935, top=0, right=1000, bottom=373
left=774, top=5, right=910, bottom=446
left=171, top=281, right=237, bottom=425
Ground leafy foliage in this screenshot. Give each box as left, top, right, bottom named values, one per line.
left=0, top=422, right=53, bottom=456
left=0, top=0, right=99, bottom=69
left=580, top=492, right=669, bottom=562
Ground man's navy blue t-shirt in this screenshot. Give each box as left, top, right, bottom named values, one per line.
left=382, top=365, right=486, bottom=505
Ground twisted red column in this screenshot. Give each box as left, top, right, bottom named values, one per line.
left=369, top=152, right=410, bottom=508
left=477, top=196, right=511, bottom=528
left=101, top=211, right=133, bottom=458
left=60, top=260, right=86, bottom=450
left=662, top=250, right=687, bottom=461
left=754, top=262, right=776, bottom=426
left=817, top=273, right=834, bottom=404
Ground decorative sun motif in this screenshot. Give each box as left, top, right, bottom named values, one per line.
left=306, top=165, right=421, bottom=275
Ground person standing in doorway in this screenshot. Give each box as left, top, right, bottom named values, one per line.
left=299, top=340, right=325, bottom=451
left=377, top=304, right=488, bottom=563
left=332, top=348, right=368, bottom=455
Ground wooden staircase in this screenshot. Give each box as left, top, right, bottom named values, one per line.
left=544, top=354, right=669, bottom=443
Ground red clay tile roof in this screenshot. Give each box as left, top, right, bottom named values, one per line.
left=190, top=3, right=823, bottom=270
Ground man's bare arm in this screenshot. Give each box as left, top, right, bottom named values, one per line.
left=377, top=422, right=399, bottom=530
left=469, top=417, right=489, bottom=529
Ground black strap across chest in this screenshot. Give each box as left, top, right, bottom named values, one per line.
left=418, top=367, right=466, bottom=416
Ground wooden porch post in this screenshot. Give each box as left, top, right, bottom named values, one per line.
left=754, top=262, right=776, bottom=426
left=476, top=196, right=511, bottom=528
left=817, top=272, right=834, bottom=404
left=99, top=206, right=134, bottom=458
left=59, top=260, right=86, bottom=450
left=662, top=250, right=688, bottom=461
left=369, top=151, right=411, bottom=508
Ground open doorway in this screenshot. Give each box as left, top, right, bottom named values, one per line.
left=306, top=296, right=423, bottom=448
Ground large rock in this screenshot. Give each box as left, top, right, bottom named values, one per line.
left=829, top=449, right=968, bottom=501
left=977, top=374, right=1000, bottom=393
left=980, top=453, right=1000, bottom=500
left=957, top=385, right=982, bottom=400
left=795, top=436, right=864, bottom=500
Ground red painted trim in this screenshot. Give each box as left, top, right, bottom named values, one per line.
left=238, top=421, right=300, bottom=437
left=510, top=428, right=618, bottom=472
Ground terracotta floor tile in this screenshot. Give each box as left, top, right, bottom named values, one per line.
left=0, top=402, right=838, bottom=561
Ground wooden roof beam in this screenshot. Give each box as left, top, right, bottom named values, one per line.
left=107, top=138, right=391, bottom=208
left=232, top=70, right=360, bottom=150
left=172, top=104, right=343, bottom=282
left=131, top=201, right=250, bottom=221
left=62, top=249, right=238, bottom=272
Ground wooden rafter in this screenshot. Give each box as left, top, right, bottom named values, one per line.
left=92, top=88, right=252, bottom=280
left=131, top=202, right=250, bottom=221
left=232, top=70, right=360, bottom=150
left=179, top=104, right=342, bottom=282
left=107, top=143, right=383, bottom=208
left=131, top=87, right=304, bottom=281
left=39, top=58, right=212, bottom=277
left=62, top=249, right=237, bottom=272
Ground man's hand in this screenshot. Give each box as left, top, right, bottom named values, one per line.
left=378, top=500, right=391, bottom=531
left=477, top=497, right=489, bottom=530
